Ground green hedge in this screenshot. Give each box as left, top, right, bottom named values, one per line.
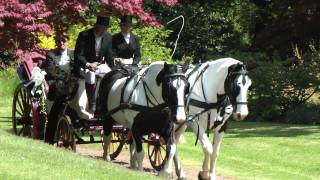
left=223, top=49, right=320, bottom=124
left=0, top=67, right=20, bottom=98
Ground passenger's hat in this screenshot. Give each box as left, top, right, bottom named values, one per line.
left=120, top=15, right=132, bottom=25
left=96, top=16, right=109, bottom=27
left=55, top=32, right=69, bottom=43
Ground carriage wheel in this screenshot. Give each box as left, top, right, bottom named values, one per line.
left=54, top=115, right=76, bottom=151
left=12, top=83, right=33, bottom=137
left=108, top=130, right=126, bottom=160
left=147, top=133, right=167, bottom=171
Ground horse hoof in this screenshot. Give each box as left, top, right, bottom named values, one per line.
left=158, top=171, right=173, bottom=179
left=103, top=155, right=111, bottom=162
left=198, top=172, right=209, bottom=180
left=178, top=177, right=187, bottom=180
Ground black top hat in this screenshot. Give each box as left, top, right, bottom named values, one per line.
left=120, top=15, right=132, bottom=25
left=56, top=32, right=69, bottom=42
left=96, top=16, right=109, bottom=27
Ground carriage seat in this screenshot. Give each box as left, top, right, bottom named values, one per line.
left=17, top=52, right=46, bottom=82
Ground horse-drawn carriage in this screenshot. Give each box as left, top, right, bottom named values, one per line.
left=12, top=53, right=252, bottom=179
left=11, top=54, right=169, bottom=171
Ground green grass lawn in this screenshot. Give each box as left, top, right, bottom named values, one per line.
left=1, top=68, right=320, bottom=180
left=179, top=122, right=320, bottom=180
left=0, top=129, right=161, bottom=180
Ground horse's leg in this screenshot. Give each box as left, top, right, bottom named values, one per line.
left=158, top=133, right=176, bottom=178
left=173, top=124, right=188, bottom=179
left=209, top=131, right=224, bottom=180
left=102, top=134, right=111, bottom=161
left=132, top=125, right=144, bottom=171
left=173, top=150, right=187, bottom=179
left=190, top=122, right=212, bottom=180
left=102, top=117, right=114, bottom=161
left=129, top=138, right=138, bottom=169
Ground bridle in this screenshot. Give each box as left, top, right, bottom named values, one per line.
left=163, top=73, right=189, bottom=109
left=224, top=67, right=249, bottom=106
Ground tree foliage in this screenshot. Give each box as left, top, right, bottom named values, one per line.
left=0, top=0, right=177, bottom=61
left=250, top=0, right=320, bottom=57
left=146, top=0, right=256, bottom=62
left=38, top=16, right=172, bottom=64
left=226, top=47, right=320, bottom=122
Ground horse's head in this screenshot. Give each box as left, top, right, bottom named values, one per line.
left=225, top=63, right=252, bottom=120
left=156, top=62, right=189, bottom=123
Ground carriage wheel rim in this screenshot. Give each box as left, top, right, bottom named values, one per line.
left=148, top=133, right=167, bottom=171
left=12, top=84, right=33, bottom=137
left=109, top=131, right=125, bottom=160
left=55, top=115, right=75, bottom=151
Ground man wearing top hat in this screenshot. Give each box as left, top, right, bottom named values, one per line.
left=74, top=15, right=114, bottom=112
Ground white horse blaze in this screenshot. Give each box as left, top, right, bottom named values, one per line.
left=172, top=79, right=186, bottom=122
left=234, top=75, right=252, bottom=120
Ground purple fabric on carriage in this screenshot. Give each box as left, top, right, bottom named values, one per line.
left=22, top=54, right=46, bottom=81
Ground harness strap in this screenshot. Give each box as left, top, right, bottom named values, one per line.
left=195, top=118, right=200, bottom=146
left=127, top=68, right=149, bottom=103
left=189, top=99, right=219, bottom=109
left=142, top=80, right=159, bottom=106
left=207, top=112, right=211, bottom=137
left=186, top=64, right=210, bottom=108
left=186, top=64, right=202, bottom=79
left=120, top=75, right=134, bottom=104
left=99, top=102, right=168, bottom=118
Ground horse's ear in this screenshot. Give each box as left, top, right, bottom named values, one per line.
left=164, top=62, right=169, bottom=71
left=228, top=64, right=239, bottom=73
left=156, top=67, right=165, bottom=86
left=182, top=63, right=189, bottom=73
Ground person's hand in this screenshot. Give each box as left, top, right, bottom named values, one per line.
left=85, top=63, right=97, bottom=72
left=115, top=58, right=124, bottom=65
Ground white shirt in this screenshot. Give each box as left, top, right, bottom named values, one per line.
left=122, top=32, right=130, bottom=44
left=58, top=49, right=70, bottom=73
left=94, top=33, right=102, bottom=56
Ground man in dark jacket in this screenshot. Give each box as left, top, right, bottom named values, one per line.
left=41, top=33, right=74, bottom=105
left=74, top=16, right=113, bottom=112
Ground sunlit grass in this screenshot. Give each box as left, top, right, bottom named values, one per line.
left=1, top=68, right=320, bottom=179
left=0, top=129, right=161, bottom=180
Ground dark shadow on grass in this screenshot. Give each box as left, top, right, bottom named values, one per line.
left=225, top=121, right=320, bottom=138
left=0, top=116, right=11, bottom=122
left=183, top=120, right=320, bottom=137
left=5, top=128, right=14, bottom=134
left=94, top=156, right=157, bottom=174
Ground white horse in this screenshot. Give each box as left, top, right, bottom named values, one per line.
left=173, top=58, right=252, bottom=180
left=101, top=61, right=188, bottom=177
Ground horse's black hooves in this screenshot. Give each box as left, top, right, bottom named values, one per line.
left=198, top=172, right=209, bottom=180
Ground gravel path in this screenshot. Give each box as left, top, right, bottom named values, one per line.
left=76, top=145, right=235, bottom=180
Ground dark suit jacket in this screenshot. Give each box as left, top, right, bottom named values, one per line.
left=74, top=28, right=114, bottom=68
left=41, top=49, right=74, bottom=80
left=112, top=32, right=141, bottom=65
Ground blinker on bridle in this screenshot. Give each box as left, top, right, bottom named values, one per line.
left=163, top=73, right=188, bottom=108
left=227, top=68, right=249, bottom=106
